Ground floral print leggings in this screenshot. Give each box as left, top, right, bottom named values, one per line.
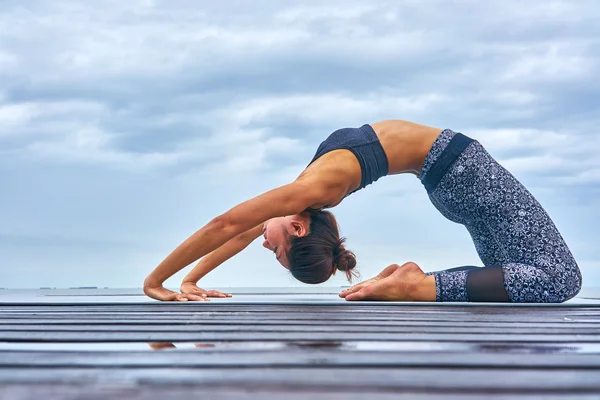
left=419, top=129, right=582, bottom=303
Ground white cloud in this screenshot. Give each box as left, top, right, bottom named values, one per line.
left=2, top=92, right=446, bottom=170
left=0, top=99, right=189, bottom=169
left=553, top=168, right=600, bottom=185
left=275, top=5, right=375, bottom=23
left=25, top=129, right=185, bottom=169
left=227, top=92, right=447, bottom=129
left=479, top=90, right=540, bottom=106
left=194, top=129, right=308, bottom=174
left=465, top=128, right=600, bottom=183
left=474, top=128, right=570, bottom=151
left=0, top=50, right=18, bottom=73
left=502, top=42, right=595, bottom=83
left=0, top=100, right=108, bottom=135
left=0, top=103, right=34, bottom=129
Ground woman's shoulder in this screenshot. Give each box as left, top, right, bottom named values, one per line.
left=294, top=154, right=359, bottom=209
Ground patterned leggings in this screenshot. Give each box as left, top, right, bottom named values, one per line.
left=419, top=129, right=582, bottom=303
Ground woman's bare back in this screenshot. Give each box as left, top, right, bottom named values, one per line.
left=297, top=120, right=443, bottom=210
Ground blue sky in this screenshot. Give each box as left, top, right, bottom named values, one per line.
left=1, top=0, right=599, bottom=289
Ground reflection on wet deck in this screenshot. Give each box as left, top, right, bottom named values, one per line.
left=1, top=294, right=600, bottom=398
left=2, top=340, right=600, bottom=354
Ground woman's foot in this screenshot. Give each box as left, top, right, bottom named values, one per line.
left=343, top=262, right=436, bottom=302
left=339, top=263, right=400, bottom=298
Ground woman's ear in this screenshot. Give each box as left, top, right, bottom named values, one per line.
left=290, top=220, right=309, bottom=238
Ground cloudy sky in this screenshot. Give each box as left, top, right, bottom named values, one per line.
left=1, top=0, right=599, bottom=290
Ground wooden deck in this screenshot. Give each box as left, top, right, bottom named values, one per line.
left=1, top=292, right=600, bottom=399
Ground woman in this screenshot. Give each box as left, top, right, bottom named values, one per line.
left=143, top=120, right=582, bottom=303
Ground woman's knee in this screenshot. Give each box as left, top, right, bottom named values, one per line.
left=543, top=262, right=582, bottom=303
left=558, top=263, right=582, bottom=302
left=504, top=262, right=581, bottom=303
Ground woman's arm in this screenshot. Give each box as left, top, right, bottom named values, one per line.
left=143, top=180, right=327, bottom=299
left=179, top=224, right=263, bottom=297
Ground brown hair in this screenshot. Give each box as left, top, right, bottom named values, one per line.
left=285, top=210, right=358, bottom=284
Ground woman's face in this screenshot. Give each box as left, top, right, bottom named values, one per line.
left=262, top=214, right=310, bottom=269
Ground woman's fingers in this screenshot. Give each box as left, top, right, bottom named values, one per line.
left=173, top=294, right=189, bottom=302
left=186, top=289, right=208, bottom=297
left=181, top=293, right=209, bottom=302
left=204, top=290, right=232, bottom=298
left=146, top=286, right=189, bottom=302
left=180, top=283, right=231, bottom=298
left=144, top=284, right=211, bottom=302
left=180, top=284, right=207, bottom=297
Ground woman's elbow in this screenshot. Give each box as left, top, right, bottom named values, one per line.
left=209, top=215, right=230, bottom=230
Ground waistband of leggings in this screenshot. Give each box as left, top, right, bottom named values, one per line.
left=421, top=131, right=474, bottom=192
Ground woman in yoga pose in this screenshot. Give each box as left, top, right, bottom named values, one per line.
left=143, top=120, right=582, bottom=303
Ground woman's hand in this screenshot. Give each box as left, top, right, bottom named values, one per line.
left=143, top=282, right=207, bottom=302
left=180, top=281, right=232, bottom=299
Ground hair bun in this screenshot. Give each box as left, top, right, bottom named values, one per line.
left=333, top=238, right=357, bottom=277
left=335, top=249, right=357, bottom=272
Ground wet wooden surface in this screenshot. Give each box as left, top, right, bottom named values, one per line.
left=1, top=302, right=599, bottom=399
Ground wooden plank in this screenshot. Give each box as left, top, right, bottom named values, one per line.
left=1, top=330, right=599, bottom=342
left=1, top=350, right=600, bottom=368
left=1, top=304, right=599, bottom=314
left=1, top=300, right=599, bottom=308
left=2, top=303, right=598, bottom=311
left=1, top=319, right=599, bottom=328
left=0, top=313, right=597, bottom=324
left=0, top=323, right=598, bottom=334
left=2, top=308, right=598, bottom=317
left=0, top=367, right=599, bottom=391
left=1, top=305, right=597, bottom=315
left=1, top=384, right=597, bottom=400
left=0, top=302, right=598, bottom=314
